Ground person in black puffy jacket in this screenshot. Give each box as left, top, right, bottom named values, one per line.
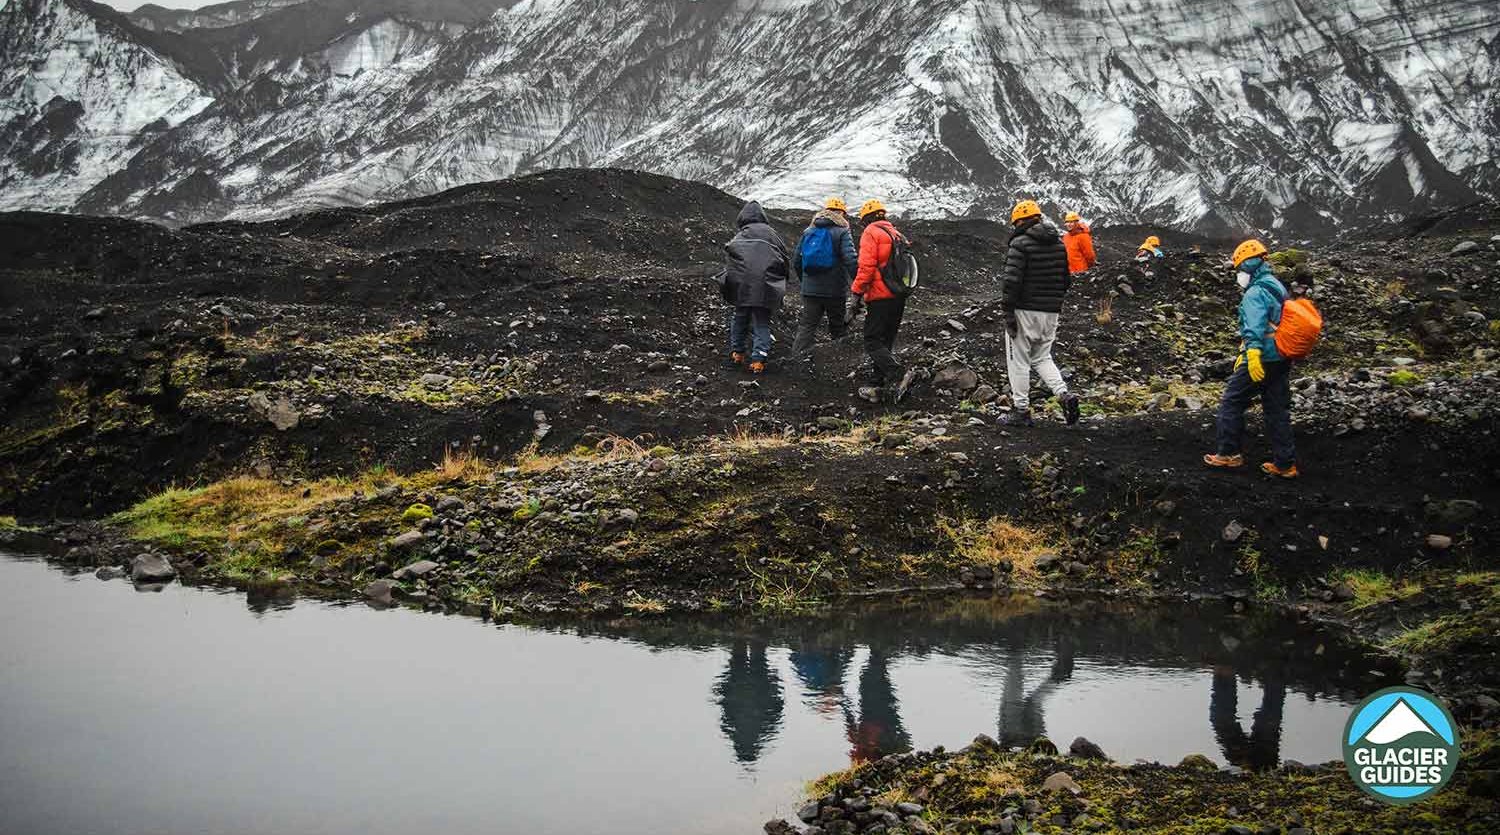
left=722, top=201, right=788, bottom=373
left=999, top=200, right=1080, bottom=427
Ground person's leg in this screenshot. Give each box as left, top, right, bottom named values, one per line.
left=1261, top=361, right=1296, bottom=468
left=864, top=299, right=900, bottom=385
left=1005, top=322, right=1033, bottom=410
left=729, top=307, right=749, bottom=357
left=791, top=297, right=821, bottom=355
left=750, top=307, right=772, bottom=362
left=1215, top=365, right=1258, bottom=456
left=827, top=295, right=848, bottom=341
left=1022, top=311, right=1069, bottom=398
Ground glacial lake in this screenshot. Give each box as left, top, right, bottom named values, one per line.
left=0, top=553, right=1393, bottom=834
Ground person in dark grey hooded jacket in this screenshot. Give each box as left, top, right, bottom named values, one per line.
left=722, top=201, right=789, bottom=372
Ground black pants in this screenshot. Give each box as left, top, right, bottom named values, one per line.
left=863, top=296, right=907, bottom=385
left=791, top=295, right=848, bottom=355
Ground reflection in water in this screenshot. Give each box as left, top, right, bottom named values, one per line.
left=715, top=640, right=784, bottom=764
left=997, top=635, right=1075, bottom=749
left=844, top=648, right=912, bottom=763
left=1211, top=667, right=1287, bottom=770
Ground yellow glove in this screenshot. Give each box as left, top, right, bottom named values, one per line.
left=1234, top=354, right=1245, bottom=372
left=1246, top=348, right=1265, bottom=383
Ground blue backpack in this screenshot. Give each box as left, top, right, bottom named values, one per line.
left=799, top=226, right=838, bottom=272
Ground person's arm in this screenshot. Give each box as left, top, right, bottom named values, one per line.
left=1083, top=233, right=1096, bottom=268
left=1001, top=239, right=1026, bottom=309
left=851, top=227, right=878, bottom=296
left=791, top=231, right=804, bottom=279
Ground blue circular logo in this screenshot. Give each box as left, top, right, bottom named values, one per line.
left=1343, top=686, right=1460, bottom=805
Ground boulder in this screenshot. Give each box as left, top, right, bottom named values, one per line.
left=363, top=579, right=395, bottom=606
left=130, top=553, right=176, bottom=583
left=932, top=362, right=979, bottom=392
left=389, top=531, right=426, bottom=552
left=972, top=384, right=999, bottom=404
left=1069, top=736, right=1109, bottom=760
left=393, top=560, right=439, bottom=580
left=1041, top=771, right=1083, bottom=795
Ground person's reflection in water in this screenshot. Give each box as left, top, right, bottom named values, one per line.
left=1209, top=666, right=1286, bottom=770
left=714, top=640, right=785, bottom=765
left=843, top=648, right=912, bottom=763
left=789, top=639, right=854, bottom=717
left=997, top=635, right=1074, bottom=748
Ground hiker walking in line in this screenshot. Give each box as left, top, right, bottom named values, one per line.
left=1204, top=240, right=1302, bottom=478
left=999, top=200, right=1080, bottom=427
left=1063, top=211, right=1096, bottom=274
left=791, top=197, right=859, bottom=357
left=1135, top=235, right=1164, bottom=261
left=848, top=199, right=917, bottom=401
left=722, top=201, right=788, bottom=375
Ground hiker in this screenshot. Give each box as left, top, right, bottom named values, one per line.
left=1204, top=239, right=1298, bottom=478
left=1135, top=235, right=1164, bottom=261
left=999, top=200, right=1080, bottom=427
left=847, top=199, right=916, bottom=399
left=722, top=201, right=788, bottom=374
left=791, top=197, right=859, bottom=356
left=1063, top=212, right=1096, bottom=274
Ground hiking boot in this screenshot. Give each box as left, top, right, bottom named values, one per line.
left=998, top=408, right=1034, bottom=427
left=730, top=351, right=746, bottom=366
left=749, top=361, right=766, bottom=375
left=1203, top=453, right=1245, bottom=469
left=894, top=368, right=919, bottom=403
left=1261, top=462, right=1299, bottom=479
left=1061, top=393, right=1081, bottom=426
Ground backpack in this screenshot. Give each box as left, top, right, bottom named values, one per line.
left=878, top=227, right=919, bottom=297
left=1274, top=297, right=1323, bottom=359
left=799, top=225, right=838, bottom=272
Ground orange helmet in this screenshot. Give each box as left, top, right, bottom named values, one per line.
left=1064, top=211, right=1081, bottom=223
left=1141, top=235, right=1161, bottom=249
left=858, top=199, right=886, bottom=219
left=1011, top=200, right=1042, bottom=223
left=825, top=197, right=847, bottom=212
left=1232, top=239, right=1269, bottom=268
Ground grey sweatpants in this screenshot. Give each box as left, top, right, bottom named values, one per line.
left=1006, top=309, right=1068, bottom=410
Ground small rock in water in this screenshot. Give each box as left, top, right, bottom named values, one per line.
left=1069, top=736, right=1108, bottom=760
left=363, top=579, right=396, bottom=606
left=130, top=553, right=176, bottom=583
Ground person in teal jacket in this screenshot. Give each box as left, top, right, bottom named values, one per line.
left=1204, top=239, right=1298, bottom=478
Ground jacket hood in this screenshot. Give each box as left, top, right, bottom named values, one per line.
left=738, top=201, right=769, bottom=228
left=1020, top=218, right=1062, bottom=243
left=811, top=209, right=849, bottom=228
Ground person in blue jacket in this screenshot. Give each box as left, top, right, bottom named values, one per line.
left=791, top=197, right=859, bottom=356
left=1204, top=239, right=1298, bottom=478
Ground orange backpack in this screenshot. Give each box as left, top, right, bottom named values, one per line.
left=1274, top=297, right=1323, bottom=359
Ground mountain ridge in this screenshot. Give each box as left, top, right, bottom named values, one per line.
left=2, top=0, right=1496, bottom=230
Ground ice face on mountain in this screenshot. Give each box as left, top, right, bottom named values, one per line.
left=1, top=0, right=1496, bottom=229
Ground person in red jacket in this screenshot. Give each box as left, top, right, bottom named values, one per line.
left=1063, top=211, right=1096, bottom=274
left=847, top=199, right=917, bottom=401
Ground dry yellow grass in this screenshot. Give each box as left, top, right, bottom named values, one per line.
left=937, top=514, right=1058, bottom=579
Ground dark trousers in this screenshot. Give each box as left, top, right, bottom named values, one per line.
left=1215, top=360, right=1295, bottom=467
left=863, top=296, right=907, bottom=385
left=728, top=306, right=772, bottom=361
left=791, top=295, right=848, bottom=355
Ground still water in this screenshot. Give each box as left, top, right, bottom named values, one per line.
left=0, top=554, right=1390, bottom=835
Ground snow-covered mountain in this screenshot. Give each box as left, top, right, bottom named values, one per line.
left=2, top=0, right=1496, bottom=232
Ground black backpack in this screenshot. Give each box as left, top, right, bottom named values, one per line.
left=878, top=227, right=919, bottom=297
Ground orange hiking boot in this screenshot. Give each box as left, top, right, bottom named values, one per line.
left=730, top=352, right=746, bottom=366
left=1203, top=453, right=1245, bottom=469
left=1261, top=462, right=1299, bottom=479
left=749, top=361, right=765, bottom=375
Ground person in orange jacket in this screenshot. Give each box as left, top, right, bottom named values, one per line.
left=847, top=199, right=917, bottom=401
left=1063, top=212, right=1096, bottom=274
